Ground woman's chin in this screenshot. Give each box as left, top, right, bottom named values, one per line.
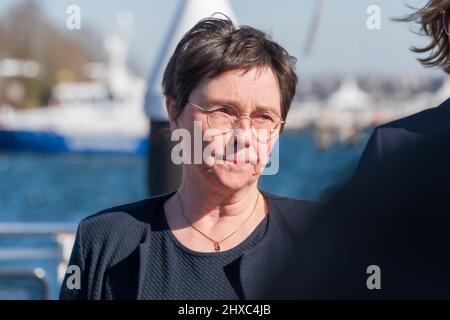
left=207, top=162, right=256, bottom=190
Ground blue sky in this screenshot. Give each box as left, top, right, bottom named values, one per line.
left=0, top=0, right=438, bottom=78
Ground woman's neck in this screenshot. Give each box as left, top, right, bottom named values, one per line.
left=163, top=169, right=268, bottom=252
left=177, top=174, right=260, bottom=223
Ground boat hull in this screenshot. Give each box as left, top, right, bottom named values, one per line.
left=0, top=130, right=149, bottom=155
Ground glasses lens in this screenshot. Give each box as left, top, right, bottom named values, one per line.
left=207, top=108, right=236, bottom=132
left=206, top=107, right=282, bottom=142
left=251, top=112, right=282, bottom=142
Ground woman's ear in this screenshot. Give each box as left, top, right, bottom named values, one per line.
left=165, top=97, right=178, bottom=131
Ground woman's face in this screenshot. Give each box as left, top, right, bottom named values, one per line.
left=168, top=67, right=282, bottom=192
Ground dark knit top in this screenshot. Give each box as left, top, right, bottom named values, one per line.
left=58, top=190, right=321, bottom=300
left=142, top=205, right=269, bottom=299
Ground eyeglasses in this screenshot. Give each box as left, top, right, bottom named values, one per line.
left=188, top=101, right=285, bottom=142
left=443, top=9, right=450, bottom=36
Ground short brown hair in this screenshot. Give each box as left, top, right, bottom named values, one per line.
left=162, top=16, right=298, bottom=125
left=397, top=0, right=450, bottom=73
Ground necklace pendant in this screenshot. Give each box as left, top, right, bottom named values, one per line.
left=214, top=242, right=221, bottom=251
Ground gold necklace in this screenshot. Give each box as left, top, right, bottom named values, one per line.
left=176, top=191, right=260, bottom=252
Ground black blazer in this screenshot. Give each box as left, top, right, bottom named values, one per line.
left=59, top=189, right=320, bottom=300
left=277, top=128, right=450, bottom=299
left=355, top=97, right=450, bottom=174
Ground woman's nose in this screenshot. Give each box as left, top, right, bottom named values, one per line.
left=230, top=116, right=253, bottom=148
left=233, top=127, right=252, bottom=148
left=233, top=115, right=252, bottom=131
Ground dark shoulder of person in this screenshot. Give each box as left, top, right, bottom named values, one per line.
left=268, top=127, right=450, bottom=299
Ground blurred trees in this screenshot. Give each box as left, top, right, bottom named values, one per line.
left=0, top=0, right=105, bottom=108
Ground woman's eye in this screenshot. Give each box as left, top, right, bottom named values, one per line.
left=212, top=107, right=234, bottom=115
left=255, top=113, right=275, bottom=122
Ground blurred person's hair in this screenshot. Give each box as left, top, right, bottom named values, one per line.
left=396, top=0, right=450, bottom=73
left=162, top=15, right=298, bottom=129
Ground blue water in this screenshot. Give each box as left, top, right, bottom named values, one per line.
left=0, top=130, right=371, bottom=299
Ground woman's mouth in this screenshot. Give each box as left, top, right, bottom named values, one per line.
left=215, top=154, right=257, bottom=165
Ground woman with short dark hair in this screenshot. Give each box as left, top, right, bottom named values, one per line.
left=60, top=16, right=320, bottom=300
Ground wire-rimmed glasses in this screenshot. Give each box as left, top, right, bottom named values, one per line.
left=188, top=102, right=285, bottom=143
